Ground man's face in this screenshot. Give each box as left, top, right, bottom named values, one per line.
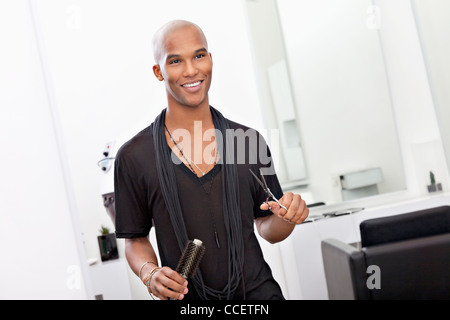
left=153, top=25, right=213, bottom=109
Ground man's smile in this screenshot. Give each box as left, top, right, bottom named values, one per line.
left=181, top=80, right=203, bottom=88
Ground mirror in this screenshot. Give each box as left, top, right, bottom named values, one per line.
left=245, top=0, right=406, bottom=205
left=412, top=0, right=450, bottom=177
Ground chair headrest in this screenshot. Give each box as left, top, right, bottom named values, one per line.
left=360, top=205, right=450, bottom=247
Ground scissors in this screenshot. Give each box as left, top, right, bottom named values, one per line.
left=249, top=168, right=287, bottom=212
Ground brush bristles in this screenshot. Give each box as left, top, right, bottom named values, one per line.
left=176, top=239, right=206, bottom=279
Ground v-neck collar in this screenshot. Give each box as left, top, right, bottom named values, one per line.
left=166, top=143, right=221, bottom=181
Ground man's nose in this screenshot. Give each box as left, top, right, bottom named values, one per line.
left=183, top=60, right=198, bottom=77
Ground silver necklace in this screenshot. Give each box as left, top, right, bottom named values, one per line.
left=164, top=123, right=216, bottom=176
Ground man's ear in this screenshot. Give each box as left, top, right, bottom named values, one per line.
left=152, top=64, right=164, bottom=81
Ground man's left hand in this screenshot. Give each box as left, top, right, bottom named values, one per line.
left=260, top=192, right=309, bottom=225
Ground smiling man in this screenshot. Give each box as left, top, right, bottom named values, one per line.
left=152, top=21, right=212, bottom=111
left=114, top=20, right=309, bottom=300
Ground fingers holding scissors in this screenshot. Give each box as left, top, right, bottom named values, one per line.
left=261, top=192, right=309, bottom=225
left=250, top=168, right=308, bottom=225
left=282, top=192, right=309, bottom=224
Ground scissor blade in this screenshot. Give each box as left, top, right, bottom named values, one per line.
left=249, top=169, right=266, bottom=190
left=258, top=168, right=271, bottom=191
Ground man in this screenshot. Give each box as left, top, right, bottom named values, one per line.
left=114, top=20, right=309, bottom=300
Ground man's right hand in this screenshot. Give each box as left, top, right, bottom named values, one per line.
left=147, top=266, right=189, bottom=300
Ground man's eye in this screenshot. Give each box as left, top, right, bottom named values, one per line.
left=195, top=54, right=205, bottom=59
left=170, top=59, right=181, bottom=64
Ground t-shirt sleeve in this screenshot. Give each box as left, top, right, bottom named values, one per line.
left=114, top=147, right=152, bottom=238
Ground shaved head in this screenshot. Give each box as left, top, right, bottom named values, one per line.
left=151, top=19, right=213, bottom=109
left=152, top=20, right=208, bottom=65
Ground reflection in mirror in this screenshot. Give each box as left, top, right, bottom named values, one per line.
left=245, top=0, right=307, bottom=185
left=412, top=0, right=450, bottom=176
left=245, top=0, right=406, bottom=205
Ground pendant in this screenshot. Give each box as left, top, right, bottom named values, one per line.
left=214, top=231, right=220, bottom=249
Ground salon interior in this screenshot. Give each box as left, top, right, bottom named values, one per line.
left=1, top=0, right=449, bottom=300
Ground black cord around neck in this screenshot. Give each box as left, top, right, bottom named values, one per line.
left=153, top=106, right=245, bottom=300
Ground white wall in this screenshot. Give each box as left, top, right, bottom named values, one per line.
left=0, top=0, right=91, bottom=299
left=412, top=0, right=450, bottom=184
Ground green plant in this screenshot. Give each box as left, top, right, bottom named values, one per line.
left=430, top=171, right=436, bottom=185
left=99, top=225, right=110, bottom=235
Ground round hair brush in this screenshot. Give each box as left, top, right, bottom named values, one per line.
left=176, top=239, right=206, bottom=279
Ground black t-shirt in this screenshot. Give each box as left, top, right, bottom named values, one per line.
left=114, top=116, right=284, bottom=300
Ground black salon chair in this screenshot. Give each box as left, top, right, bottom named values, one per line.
left=321, top=205, right=450, bottom=299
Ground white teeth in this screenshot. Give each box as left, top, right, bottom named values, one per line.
left=182, top=81, right=201, bottom=88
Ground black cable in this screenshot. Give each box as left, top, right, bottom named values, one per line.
left=153, top=106, right=244, bottom=300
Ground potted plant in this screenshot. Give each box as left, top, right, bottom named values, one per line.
left=427, top=171, right=443, bottom=193
left=97, top=225, right=119, bottom=262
